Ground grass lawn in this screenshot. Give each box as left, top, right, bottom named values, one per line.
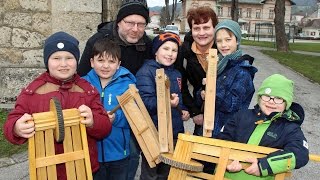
left=242, top=39, right=320, bottom=53
left=0, top=110, right=27, bottom=158
left=261, top=50, right=320, bottom=84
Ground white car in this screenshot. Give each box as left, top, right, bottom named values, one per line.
left=164, top=25, right=179, bottom=35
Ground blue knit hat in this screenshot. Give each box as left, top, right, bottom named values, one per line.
left=215, top=19, right=242, bottom=48
left=152, top=32, right=181, bottom=55
left=257, top=74, right=294, bottom=110
left=43, top=31, right=80, bottom=69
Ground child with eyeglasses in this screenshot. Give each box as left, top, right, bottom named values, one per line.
left=217, top=74, right=309, bottom=179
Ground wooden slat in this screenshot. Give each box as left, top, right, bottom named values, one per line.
left=80, top=123, right=93, bottom=180
left=63, top=127, right=76, bottom=180
left=203, top=49, right=218, bottom=137
left=45, top=129, right=57, bottom=180
left=166, top=78, right=174, bottom=153
left=36, top=151, right=84, bottom=168
left=35, top=131, right=47, bottom=180
left=156, top=69, right=169, bottom=153
left=71, top=125, right=86, bottom=180
left=215, top=147, right=231, bottom=179
left=28, top=136, right=36, bottom=180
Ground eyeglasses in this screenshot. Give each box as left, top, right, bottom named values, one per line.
left=122, top=19, right=146, bottom=29
left=260, top=95, right=285, bottom=104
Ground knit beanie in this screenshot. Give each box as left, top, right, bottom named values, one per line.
left=116, top=0, right=149, bottom=24
left=214, top=19, right=242, bottom=48
left=152, top=32, right=181, bottom=55
left=257, top=74, right=294, bottom=110
left=43, top=31, right=80, bottom=69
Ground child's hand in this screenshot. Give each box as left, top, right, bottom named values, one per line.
left=201, top=90, right=206, bottom=100
left=14, top=113, right=35, bottom=138
left=227, top=160, right=242, bottom=172
left=202, top=78, right=207, bottom=86
left=193, top=114, right=204, bottom=125
left=181, top=110, right=190, bottom=121
left=244, top=158, right=260, bottom=176
left=78, top=105, right=94, bottom=128
left=107, top=111, right=115, bottom=123
left=170, top=93, right=179, bottom=108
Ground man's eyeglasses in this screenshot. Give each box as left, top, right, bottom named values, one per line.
left=260, top=95, right=285, bottom=104
left=122, top=19, right=146, bottom=29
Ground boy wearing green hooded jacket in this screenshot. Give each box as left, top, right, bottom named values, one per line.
left=218, top=74, right=309, bottom=180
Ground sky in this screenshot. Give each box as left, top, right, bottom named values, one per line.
left=147, top=0, right=168, bottom=7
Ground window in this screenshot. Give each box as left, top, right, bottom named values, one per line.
left=311, top=32, right=315, bottom=36
left=228, top=7, right=231, bottom=17
left=269, top=9, right=274, bottom=19
left=238, top=8, right=242, bottom=18
left=256, top=9, right=261, bottom=19
left=218, top=6, right=223, bottom=17
left=246, top=8, right=252, bottom=18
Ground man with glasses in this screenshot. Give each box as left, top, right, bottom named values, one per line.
left=77, top=1, right=152, bottom=179
left=78, top=0, right=152, bottom=76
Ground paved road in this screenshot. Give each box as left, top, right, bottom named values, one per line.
left=1, top=45, right=320, bottom=179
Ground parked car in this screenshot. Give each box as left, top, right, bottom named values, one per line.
left=164, top=25, right=179, bottom=35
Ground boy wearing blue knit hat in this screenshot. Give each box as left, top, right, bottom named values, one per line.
left=218, top=74, right=309, bottom=179
left=3, top=31, right=112, bottom=180
left=196, top=19, right=257, bottom=137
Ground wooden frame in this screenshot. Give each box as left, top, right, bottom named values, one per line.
left=168, top=133, right=290, bottom=180
left=116, top=84, right=161, bottom=168
left=156, top=68, right=174, bottom=153
left=28, top=103, right=92, bottom=180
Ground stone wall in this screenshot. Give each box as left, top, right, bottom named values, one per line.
left=0, top=0, right=102, bottom=103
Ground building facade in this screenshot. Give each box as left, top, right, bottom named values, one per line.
left=180, top=0, right=295, bottom=35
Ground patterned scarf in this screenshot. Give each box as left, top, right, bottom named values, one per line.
left=217, top=49, right=242, bottom=75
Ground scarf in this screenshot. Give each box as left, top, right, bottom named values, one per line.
left=217, top=49, right=242, bottom=75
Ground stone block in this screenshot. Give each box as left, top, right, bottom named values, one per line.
left=0, top=27, right=12, bottom=47
left=0, top=48, right=23, bottom=66
left=23, top=49, right=44, bottom=67
left=12, top=28, right=45, bottom=48
left=51, top=12, right=101, bottom=53
left=52, top=0, right=101, bottom=13
left=32, top=13, right=51, bottom=35
left=4, top=12, right=32, bottom=29
left=3, top=0, right=20, bottom=10
left=19, top=0, right=48, bottom=11
left=0, top=67, right=45, bottom=99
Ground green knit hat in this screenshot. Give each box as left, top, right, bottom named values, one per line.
left=214, top=19, right=242, bottom=48
left=257, top=74, right=294, bottom=110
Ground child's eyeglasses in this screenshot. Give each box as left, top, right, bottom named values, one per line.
left=122, top=19, right=146, bottom=29
left=260, top=95, right=284, bottom=104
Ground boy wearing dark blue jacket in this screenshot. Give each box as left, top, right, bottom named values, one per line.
left=82, top=39, right=136, bottom=180
left=136, top=32, right=190, bottom=179
left=218, top=74, right=309, bottom=180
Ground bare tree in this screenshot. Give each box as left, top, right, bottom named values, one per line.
left=231, top=0, right=239, bottom=22
left=274, top=0, right=289, bottom=52
left=163, top=0, right=178, bottom=25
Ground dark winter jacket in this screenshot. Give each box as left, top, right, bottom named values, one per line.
left=77, top=21, right=153, bottom=76
left=136, top=60, right=187, bottom=138
left=83, top=67, right=136, bottom=162
left=3, top=72, right=112, bottom=180
left=174, top=32, right=217, bottom=117
left=218, top=102, right=309, bottom=179
left=196, top=54, right=258, bottom=137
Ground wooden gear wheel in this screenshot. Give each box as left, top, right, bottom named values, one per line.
left=159, top=153, right=204, bottom=172
left=50, top=97, right=65, bottom=143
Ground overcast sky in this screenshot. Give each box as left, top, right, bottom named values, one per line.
left=147, top=0, right=169, bottom=7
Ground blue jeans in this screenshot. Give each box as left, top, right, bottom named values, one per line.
left=94, top=157, right=129, bottom=180
left=127, top=133, right=141, bottom=180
